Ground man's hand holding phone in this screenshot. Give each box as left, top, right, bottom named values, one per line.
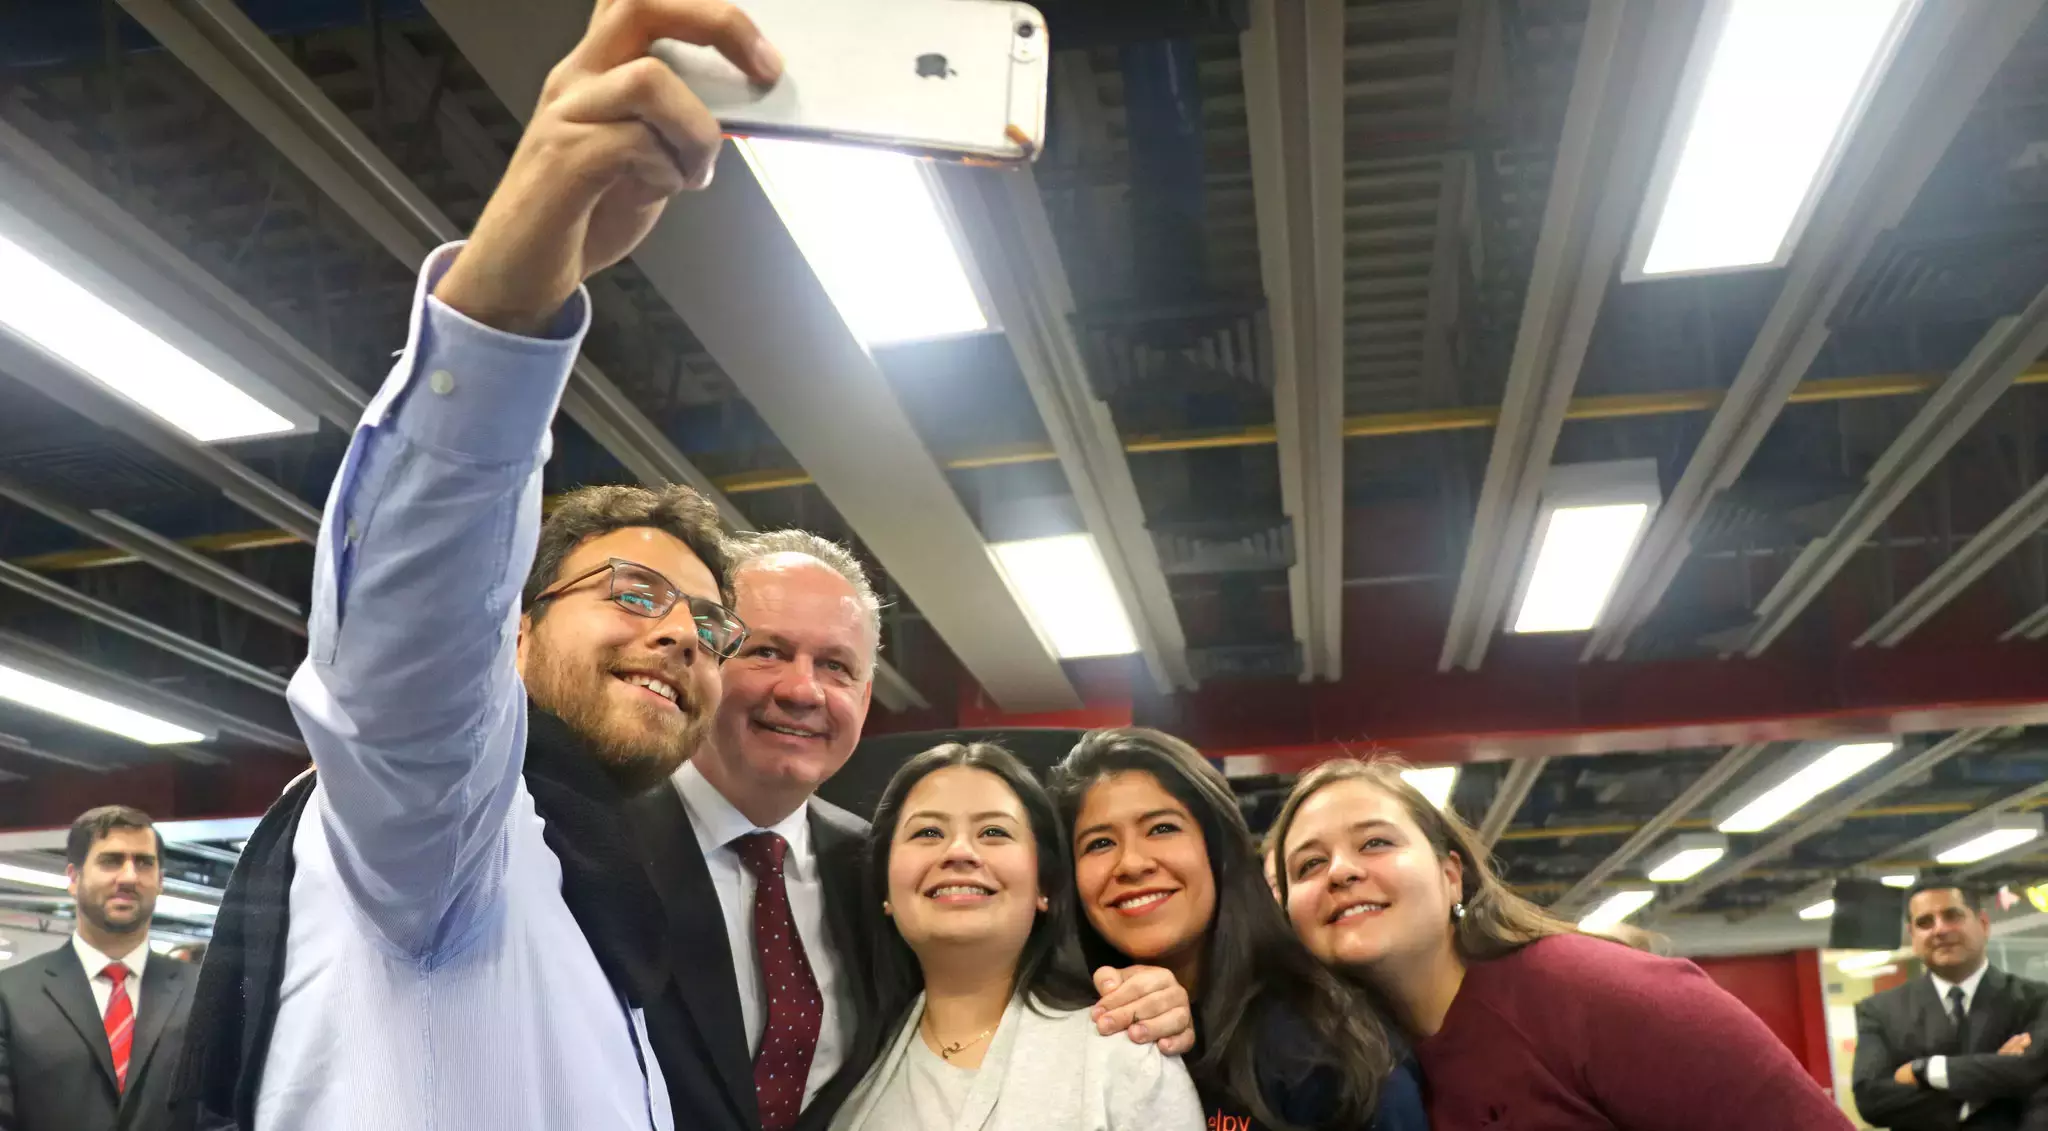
left=434, top=0, right=782, bottom=335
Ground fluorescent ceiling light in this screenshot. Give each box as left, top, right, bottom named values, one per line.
left=1715, top=741, right=1896, bottom=834
left=1798, top=898, right=1836, bottom=921
left=1880, top=873, right=1916, bottom=889
left=988, top=534, right=1137, bottom=659
left=1509, top=461, right=1661, bottom=634
left=1836, top=949, right=1899, bottom=974
left=0, top=661, right=205, bottom=745
left=155, top=893, right=220, bottom=921
left=739, top=138, right=990, bottom=347
left=1645, top=833, right=1727, bottom=882
left=1934, top=814, right=2044, bottom=865
left=0, top=861, right=66, bottom=890
left=1627, top=0, right=1920, bottom=279
left=0, top=230, right=297, bottom=442
left=1401, top=766, right=1459, bottom=811
left=1579, top=888, right=1656, bottom=934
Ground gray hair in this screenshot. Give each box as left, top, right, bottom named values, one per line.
left=726, top=529, right=884, bottom=665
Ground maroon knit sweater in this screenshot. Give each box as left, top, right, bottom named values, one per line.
left=1414, top=933, right=1853, bottom=1130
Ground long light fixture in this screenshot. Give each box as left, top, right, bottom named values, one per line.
left=1579, top=888, right=1656, bottom=933
left=1714, top=740, right=1896, bottom=834
left=1880, top=873, right=1917, bottom=889
left=0, top=662, right=205, bottom=745
left=0, top=229, right=298, bottom=442
left=1837, top=949, right=1900, bottom=974
left=1645, top=833, right=1728, bottom=882
left=1798, top=898, right=1836, bottom=921
left=1401, top=766, right=1459, bottom=812
left=988, top=533, right=1138, bottom=660
left=0, top=860, right=218, bottom=920
left=1624, top=0, right=1921, bottom=279
left=739, top=138, right=992, bottom=347
left=1934, top=813, right=2044, bottom=865
left=1509, top=461, right=1661, bottom=634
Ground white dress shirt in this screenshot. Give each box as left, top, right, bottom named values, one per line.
left=672, top=760, right=853, bottom=1110
left=70, top=934, right=148, bottom=1019
left=1926, top=960, right=1991, bottom=1111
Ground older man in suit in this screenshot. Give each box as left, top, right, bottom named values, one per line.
left=1853, top=878, right=2048, bottom=1130
left=0, top=805, right=198, bottom=1131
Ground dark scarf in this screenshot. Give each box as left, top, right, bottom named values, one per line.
left=172, top=707, right=669, bottom=1131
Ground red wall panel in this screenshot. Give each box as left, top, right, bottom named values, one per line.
left=1694, top=951, right=1834, bottom=1092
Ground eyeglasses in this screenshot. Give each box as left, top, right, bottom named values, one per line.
left=531, top=557, right=749, bottom=659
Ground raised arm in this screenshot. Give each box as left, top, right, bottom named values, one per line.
left=287, top=0, right=780, bottom=957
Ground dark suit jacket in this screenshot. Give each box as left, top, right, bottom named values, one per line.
left=0, top=944, right=198, bottom=1131
left=1853, top=967, right=2048, bottom=1131
left=629, top=786, right=876, bottom=1131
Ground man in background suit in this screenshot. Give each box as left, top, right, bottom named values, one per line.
left=629, top=531, right=1195, bottom=1131
left=1853, top=878, right=2048, bottom=1130
left=0, top=805, right=197, bottom=1131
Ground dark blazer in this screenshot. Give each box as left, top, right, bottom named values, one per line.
left=628, top=785, right=876, bottom=1131
left=1853, top=966, right=2048, bottom=1131
left=0, top=943, right=198, bottom=1131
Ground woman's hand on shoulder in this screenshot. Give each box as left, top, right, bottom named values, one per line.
left=1090, top=966, right=1196, bottom=1056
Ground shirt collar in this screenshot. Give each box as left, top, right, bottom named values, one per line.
left=72, top=932, right=149, bottom=981
left=671, top=760, right=814, bottom=879
left=1930, top=960, right=1990, bottom=1003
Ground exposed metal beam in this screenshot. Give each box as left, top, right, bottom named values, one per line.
left=1415, top=0, right=1485, bottom=404
left=1859, top=475, right=2048, bottom=647
left=0, top=560, right=288, bottom=696
left=938, top=165, right=1194, bottom=693
left=2008, top=603, right=2048, bottom=642
left=1745, top=282, right=2048, bottom=655
left=122, top=0, right=936, bottom=710
left=0, top=733, right=109, bottom=773
left=0, top=629, right=300, bottom=758
left=1550, top=742, right=1769, bottom=912
left=1476, top=755, right=1547, bottom=850
left=1243, top=0, right=1346, bottom=680
left=0, top=474, right=305, bottom=636
left=423, top=0, right=1077, bottom=710
left=1656, top=729, right=1994, bottom=916
left=1762, top=773, right=2048, bottom=907
left=1437, top=0, right=1698, bottom=671
left=1587, top=1, right=2046, bottom=662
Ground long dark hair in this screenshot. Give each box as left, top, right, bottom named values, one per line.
left=1052, top=728, right=1394, bottom=1131
left=1271, top=757, right=1586, bottom=964
left=850, top=742, right=1095, bottom=1070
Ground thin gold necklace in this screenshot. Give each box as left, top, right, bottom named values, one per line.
left=923, top=1015, right=997, bottom=1060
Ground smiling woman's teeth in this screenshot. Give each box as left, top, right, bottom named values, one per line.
left=1113, top=891, right=1172, bottom=911
left=929, top=885, right=993, bottom=897
left=1333, top=902, right=1387, bottom=922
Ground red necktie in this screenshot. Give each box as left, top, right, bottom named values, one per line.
left=734, top=832, right=822, bottom=1131
left=103, top=962, right=134, bottom=1092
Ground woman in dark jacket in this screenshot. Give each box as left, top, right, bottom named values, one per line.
left=1052, top=727, right=1428, bottom=1131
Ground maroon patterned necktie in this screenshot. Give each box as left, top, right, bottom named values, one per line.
left=734, top=831, right=823, bottom=1131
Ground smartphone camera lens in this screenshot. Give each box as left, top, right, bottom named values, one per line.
left=1017, top=21, right=1037, bottom=38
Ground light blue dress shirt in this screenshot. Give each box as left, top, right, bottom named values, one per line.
left=257, top=244, right=673, bottom=1131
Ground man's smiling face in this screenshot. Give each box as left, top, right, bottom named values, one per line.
left=702, top=553, right=874, bottom=818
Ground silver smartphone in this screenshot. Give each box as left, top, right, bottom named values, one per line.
left=651, top=0, right=1049, bottom=165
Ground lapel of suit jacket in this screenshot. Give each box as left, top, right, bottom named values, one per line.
left=40, top=947, right=118, bottom=1095
left=1911, top=974, right=1955, bottom=1049
left=1966, top=967, right=2014, bottom=1053
left=793, top=806, right=870, bottom=1131
left=628, top=783, right=760, bottom=1129
left=125, top=955, right=186, bottom=1097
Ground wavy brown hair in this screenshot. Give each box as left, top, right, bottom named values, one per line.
left=1270, top=757, right=1585, bottom=964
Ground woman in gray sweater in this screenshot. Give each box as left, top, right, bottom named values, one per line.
left=829, top=742, right=1204, bottom=1131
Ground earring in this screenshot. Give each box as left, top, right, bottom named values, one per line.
left=882, top=900, right=893, bottom=916
left=1036, top=896, right=1049, bottom=911
left=1452, top=902, right=1467, bottom=921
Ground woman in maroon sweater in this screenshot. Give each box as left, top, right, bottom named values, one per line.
left=1269, top=758, right=1856, bottom=1131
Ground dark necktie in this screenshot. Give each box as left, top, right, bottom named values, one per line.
left=104, top=962, right=134, bottom=1092
left=734, top=831, right=823, bottom=1131
left=1948, top=985, right=1970, bottom=1051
